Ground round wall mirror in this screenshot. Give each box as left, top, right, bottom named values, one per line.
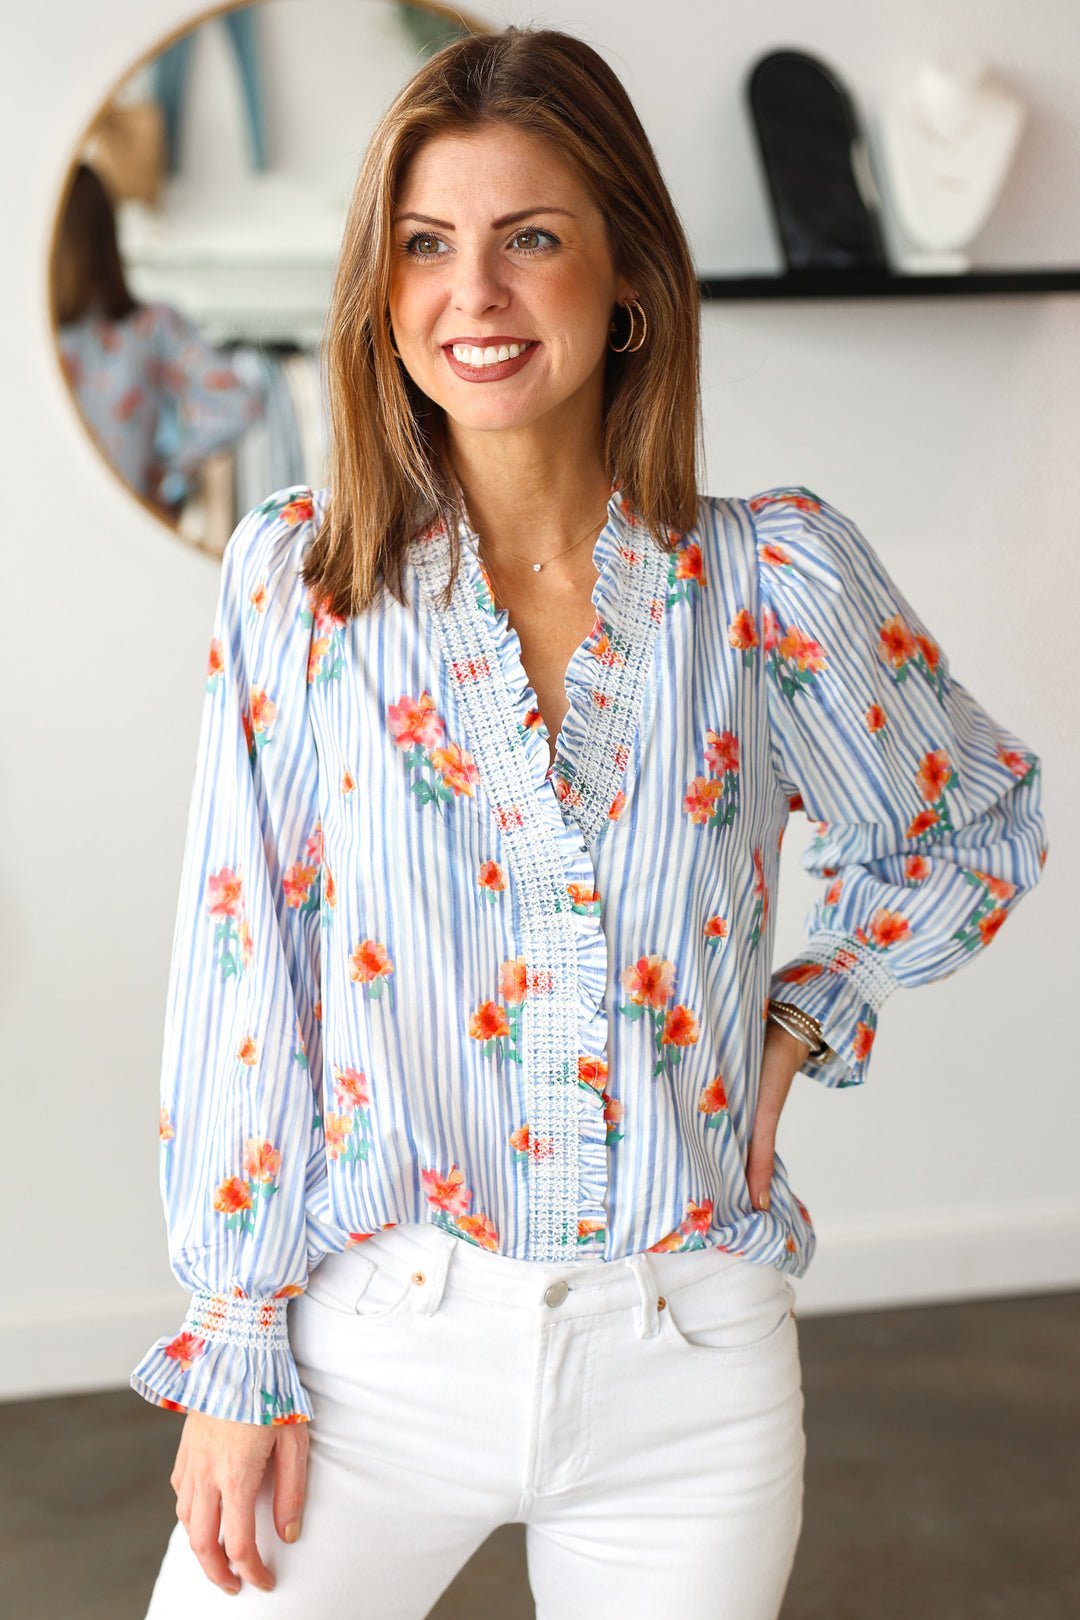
left=49, top=0, right=485, bottom=557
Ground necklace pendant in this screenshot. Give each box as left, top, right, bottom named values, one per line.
left=533, top=562, right=542, bottom=572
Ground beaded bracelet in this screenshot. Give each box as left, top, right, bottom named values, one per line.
left=767, top=1000, right=830, bottom=1061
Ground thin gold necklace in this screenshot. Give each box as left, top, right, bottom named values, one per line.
left=475, top=515, right=607, bottom=573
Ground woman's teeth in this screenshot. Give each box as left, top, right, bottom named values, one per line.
left=451, top=342, right=529, bottom=366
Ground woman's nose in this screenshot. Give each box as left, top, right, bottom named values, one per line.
left=450, top=250, right=510, bottom=318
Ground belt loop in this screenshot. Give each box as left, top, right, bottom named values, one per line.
left=627, top=1252, right=661, bottom=1339
left=411, top=1227, right=454, bottom=1316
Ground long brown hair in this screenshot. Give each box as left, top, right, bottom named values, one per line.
left=52, top=163, right=139, bottom=325
left=304, top=26, right=701, bottom=619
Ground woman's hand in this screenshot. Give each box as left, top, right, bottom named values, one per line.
left=170, top=1409, right=309, bottom=1594
left=746, top=1021, right=809, bottom=1213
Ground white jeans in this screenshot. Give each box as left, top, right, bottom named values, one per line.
left=145, top=1223, right=805, bottom=1619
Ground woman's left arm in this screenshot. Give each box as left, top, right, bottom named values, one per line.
left=751, top=488, right=1047, bottom=1093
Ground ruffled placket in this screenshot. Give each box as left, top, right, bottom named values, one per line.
left=409, top=489, right=672, bottom=1262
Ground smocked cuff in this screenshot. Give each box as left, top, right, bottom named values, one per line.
left=770, top=930, right=898, bottom=1088
left=130, top=1291, right=311, bottom=1426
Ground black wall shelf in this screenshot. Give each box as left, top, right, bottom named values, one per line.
left=697, top=268, right=1080, bottom=301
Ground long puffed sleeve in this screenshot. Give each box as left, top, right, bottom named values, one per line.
left=131, top=487, right=328, bottom=1425
left=753, top=488, right=1046, bottom=1089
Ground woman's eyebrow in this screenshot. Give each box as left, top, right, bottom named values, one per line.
left=392, top=207, right=576, bottom=229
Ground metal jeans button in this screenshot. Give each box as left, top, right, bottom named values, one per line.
left=544, top=1280, right=569, bottom=1307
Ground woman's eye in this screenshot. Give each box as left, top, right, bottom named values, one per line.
left=512, top=229, right=557, bottom=254
left=405, top=234, right=447, bottom=259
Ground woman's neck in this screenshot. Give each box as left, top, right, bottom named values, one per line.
left=446, top=417, right=613, bottom=561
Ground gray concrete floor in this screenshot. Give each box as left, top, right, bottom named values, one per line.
left=3, top=1291, right=1077, bottom=1620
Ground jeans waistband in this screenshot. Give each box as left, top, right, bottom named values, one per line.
left=349, top=1221, right=775, bottom=1341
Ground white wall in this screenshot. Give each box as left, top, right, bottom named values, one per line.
left=2, top=0, right=1077, bottom=1400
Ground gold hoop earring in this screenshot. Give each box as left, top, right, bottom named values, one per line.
left=608, top=299, right=647, bottom=354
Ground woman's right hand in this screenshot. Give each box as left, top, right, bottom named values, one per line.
left=170, top=1409, right=309, bottom=1594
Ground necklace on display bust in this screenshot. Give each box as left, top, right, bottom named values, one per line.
left=475, top=515, right=607, bottom=573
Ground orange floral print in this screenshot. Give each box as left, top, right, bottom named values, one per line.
left=666, top=539, right=705, bottom=605
left=824, top=878, right=843, bottom=908
left=609, top=789, right=626, bottom=821
left=429, top=742, right=480, bottom=798
left=477, top=860, right=507, bottom=901
left=206, top=637, right=224, bottom=693
left=978, top=908, right=1008, bottom=946
left=728, top=608, right=759, bottom=660
left=759, top=542, right=792, bottom=568
left=621, top=955, right=676, bottom=1009
left=248, top=687, right=277, bottom=743
left=865, top=703, right=887, bottom=734
left=877, top=615, right=946, bottom=703
left=283, top=862, right=319, bottom=910
left=578, top=1055, right=609, bottom=1093
left=904, top=855, right=931, bottom=883
left=159, top=1107, right=174, bottom=1142
left=662, top=1005, right=700, bottom=1047
left=164, top=1332, right=206, bottom=1372
left=749, top=846, right=769, bottom=951
left=878, top=614, right=916, bottom=672
left=906, top=807, right=940, bottom=840
left=698, top=1075, right=729, bottom=1128
left=249, top=584, right=267, bottom=615
left=236, top=1035, right=258, bottom=1067
left=603, top=1092, right=624, bottom=1144
left=323, top=1113, right=352, bottom=1161
left=567, top=882, right=601, bottom=916
left=776, top=962, right=824, bottom=985
left=509, top=1124, right=530, bottom=1161
left=498, top=958, right=527, bottom=1004
left=469, top=1001, right=511, bottom=1041
left=997, top=745, right=1036, bottom=782
left=206, top=867, right=243, bottom=920
left=456, top=1212, right=499, bottom=1250
left=214, top=1176, right=253, bottom=1216
left=387, top=691, right=444, bottom=750
left=865, top=908, right=912, bottom=949
left=280, top=497, right=314, bottom=526
left=704, top=729, right=739, bottom=775
left=341, top=769, right=356, bottom=795
left=242, top=1139, right=282, bottom=1184
left=703, top=914, right=728, bottom=952
left=684, top=777, right=724, bottom=825
left=333, top=1065, right=369, bottom=1109
left=852, top=1022, right=876, bottom=1062
left=422, top=1164, right=472, bottom=1218
left=577, top=1219, right=605, bottom=1248
left=206, top=867, right=251, bottom=981
left=591, top=626, right=626, bottom=669
left=916, top=748, right=953, bottom=803
left=648, top=1198, right=715, bottom=1253
left=348, top=939, right=394, bottom=1003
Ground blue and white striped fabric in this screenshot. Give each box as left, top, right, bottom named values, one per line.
left=131, top=483, right=1045, bottom=1424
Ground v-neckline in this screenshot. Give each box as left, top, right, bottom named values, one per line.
left=423, top=485, right=674, bottom=845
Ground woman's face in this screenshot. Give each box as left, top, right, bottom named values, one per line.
left=387, top=123, right=631, bottom=448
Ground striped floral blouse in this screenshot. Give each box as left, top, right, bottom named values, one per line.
left=131, top=483, right=1045, bottom=1425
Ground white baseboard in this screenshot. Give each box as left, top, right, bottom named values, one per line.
left=2, top=1207, right=1079, bottom=1401
left=791, top=1200, right=1080, bottom=1316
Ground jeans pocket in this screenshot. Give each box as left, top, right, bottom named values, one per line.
left=301, top=1245, right=413, bottom=1322
left=662, top=1263, right=797, bottom=1362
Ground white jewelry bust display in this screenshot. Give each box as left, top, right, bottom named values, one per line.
left=879, top=56, right=1026, bottom=272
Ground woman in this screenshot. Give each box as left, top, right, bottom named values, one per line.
left=54, top=163, right=262, bottom=516
left=133, top=27, right=1045, bottom=1619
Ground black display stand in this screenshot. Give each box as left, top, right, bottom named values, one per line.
left=697, top=269, right=1080, bottom=300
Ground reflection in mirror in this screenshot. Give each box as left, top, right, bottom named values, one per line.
left=50, top=1, right=482, bottom=555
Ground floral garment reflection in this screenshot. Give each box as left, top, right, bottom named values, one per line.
left=54, top=164, right=262, bottom=517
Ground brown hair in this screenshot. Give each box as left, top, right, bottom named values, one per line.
left=304, top=25, right=701, bottom=619
left=52, top=163, right=139, bottom=325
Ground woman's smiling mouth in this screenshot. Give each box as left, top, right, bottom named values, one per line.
left=443, top=340, right=539, bottom=381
